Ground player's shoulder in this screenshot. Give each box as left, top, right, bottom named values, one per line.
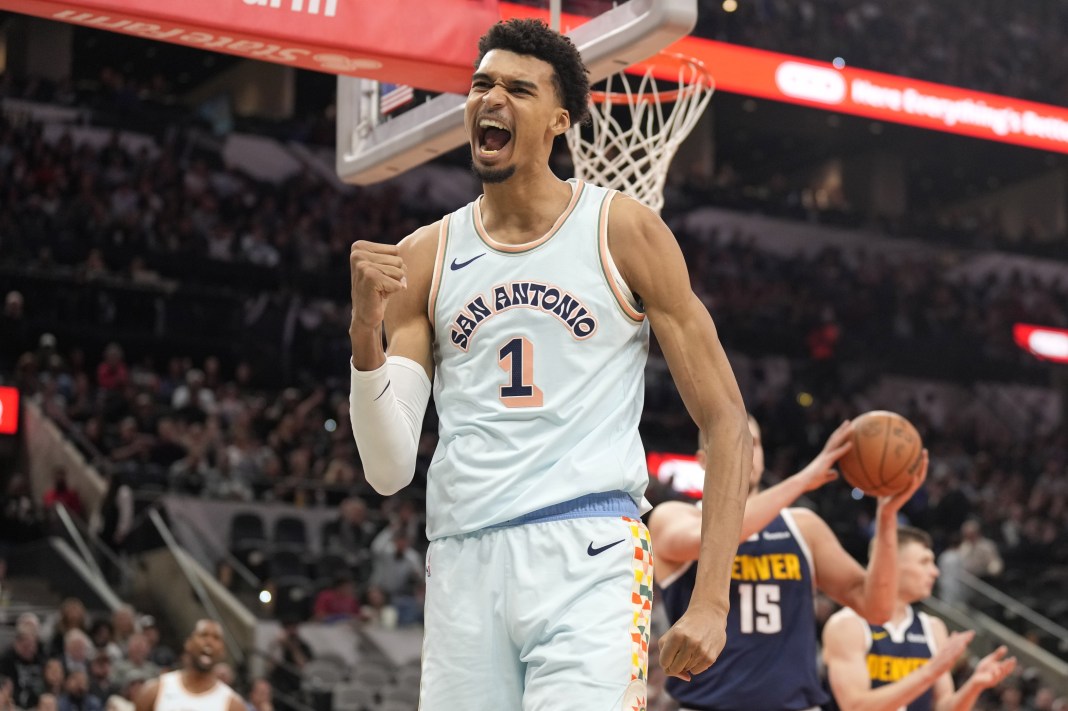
left=605, top=191, right=664, bottom=238
left=785, top=505, right=827, bottom=532
left=919, top=609, right=948, bottom=634
left=648, top=499, right=699, bottom=529
left=824, top=605, right=869, bottom=638
left=397, top=220, right=443, bottom=261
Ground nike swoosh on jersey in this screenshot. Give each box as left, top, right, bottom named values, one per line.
left=587, top=539, right=626, bottom=556
left=450, top=253, right=486, bottom=270
left=871, top=631, right=889, bottom=640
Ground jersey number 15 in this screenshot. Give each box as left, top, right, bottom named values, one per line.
left=738, top=583, right=782, bottom=634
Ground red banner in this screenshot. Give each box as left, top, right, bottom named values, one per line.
left=1015, top=324, right=1068, bottom=364
left=501, top=4, right=1068, bottom=154
left=0, top=0, right=500, bottom=94
left=628, top=38, right=1068, bottom=154
left=0, top=386, right=19, bottom=435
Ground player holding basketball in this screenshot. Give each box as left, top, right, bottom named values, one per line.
left=822, top=526, right=1016, bottom=711
left=349, top=17, right=751, bottom=710
left=650, top=416, right=928, bottom=711
left=134, top=619, right=244, bottom=711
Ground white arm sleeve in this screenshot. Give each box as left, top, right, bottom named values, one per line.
left=349, top=356, right=432, bottom=495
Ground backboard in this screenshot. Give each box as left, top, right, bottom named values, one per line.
left=336, top=0, right=699, bottom=185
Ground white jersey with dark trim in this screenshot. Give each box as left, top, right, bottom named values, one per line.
left=153, top=670, right=235, bottom=711
left=426, top=179, right=650, bottom=540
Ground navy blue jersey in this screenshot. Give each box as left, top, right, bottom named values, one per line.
left=867, top=606, right=936, bottom=711
left=660, top=510, right=827, bottom=711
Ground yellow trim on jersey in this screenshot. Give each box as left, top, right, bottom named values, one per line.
left=472, top=181, right=585, bottom=253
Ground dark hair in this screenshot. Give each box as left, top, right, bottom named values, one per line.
left=898, top=526, right=933, bottom=551
left=476, top=18, right=590, bottom=126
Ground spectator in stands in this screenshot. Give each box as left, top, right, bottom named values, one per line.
left=266, top=620, right=312, bottom=706
left=136, top=620, right=172, bottom=671
left=369, top=528, right=424, bottom=624
left=86, top=653, right=116, bottom=708
left=0, top=629, right=45, bottom=708
left=312, top=573, right=360, bottom=623
left=115, top=669, right=147, bottom=704
left=37, top=693, right=59, bottom=711
left=87, top=624, right=117, bottom=666
left=937, top=533, right=967, bottom=606
left=0, top=675, right=17, bottom=711
left=960, top=519, right=1005, bottom=580
left=95, top=344, right=128, bottom=393
left=109, top=635, right=157, bottom=689
left=321, top=497, right=376, bottom=581
left=47, top=600, right=88, bottom=659
left=171, top=369, right=215, bottom=420
left=246, top=679, right=272, bottom=711
left=212, top=663, right=235, bottom=687
left=41, top=660, right=64, bottom=700
left=57, top=669, right=100, bottom=711
left=94, top=475, right=134, bottom=557
left=360, top=585, right=398, bottom=629
left=42, top=469, right=84, bottom=521
left=0, top=290, right=31, bottom=372
left=1, top=474, right=45, bottom=545
left=61, top=631, right=92, bottom=676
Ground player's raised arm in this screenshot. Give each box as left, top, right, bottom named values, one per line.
left=608, top=194, right=750, bottom=679
left=799, top=451, right=928, bottom=625
left=737, top=419, right=851, bottom=541
left=348, top=225, right=438, bottom=495
left=650, top=420, right=850, bottom=567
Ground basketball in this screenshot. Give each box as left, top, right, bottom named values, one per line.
left=838, top=411, right=924, bottom=497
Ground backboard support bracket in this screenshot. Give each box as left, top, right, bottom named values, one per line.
left=336, top=0, right=697, bottom=185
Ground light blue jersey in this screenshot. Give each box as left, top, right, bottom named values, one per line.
left=425, top=179, right=650, bottom=540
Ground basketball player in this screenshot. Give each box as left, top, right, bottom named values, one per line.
left=822, top=526, right=1016, bottom=711
left=650, top=417, right=928, bottom=710
left=348, top=17, right=751, bottom=710
left=133, top=620, right=243, bottom=711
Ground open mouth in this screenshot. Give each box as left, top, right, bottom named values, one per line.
left=477, top=118, right=512, bottom=156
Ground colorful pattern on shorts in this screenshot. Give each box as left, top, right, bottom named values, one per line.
left=624, top=516, right=654, bottom=683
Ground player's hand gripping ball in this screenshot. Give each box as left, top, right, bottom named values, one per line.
left=837, top=410, right=923, bottom=497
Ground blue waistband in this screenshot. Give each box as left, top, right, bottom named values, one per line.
left=490, top=490, right=639, bottom=529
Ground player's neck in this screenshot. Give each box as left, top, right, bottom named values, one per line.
left=889, top=600, right=912, bottom=625
left=480, top=168, right=573, bottom=244
left=181, top=667, right=218, bottom=693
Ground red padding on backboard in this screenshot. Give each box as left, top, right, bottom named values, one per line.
left=2, top=0, right=501, bottom=94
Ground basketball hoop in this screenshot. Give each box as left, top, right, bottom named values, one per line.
left=566, top=54, right=714, bottom=214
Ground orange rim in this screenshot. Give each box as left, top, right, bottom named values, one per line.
left=588, top=52, right=713, bottom=105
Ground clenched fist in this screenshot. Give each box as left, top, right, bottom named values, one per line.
left=658, top=605, right=729, bottom=681
left=350, top=241, right=408, bottom=330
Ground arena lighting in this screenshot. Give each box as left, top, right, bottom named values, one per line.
left=1014, top=323, right=1068, bottom=364
left=0, top=386, right=19, bottom=435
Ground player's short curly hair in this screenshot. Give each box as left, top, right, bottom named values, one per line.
left=476, top=18, right=591, bottom=126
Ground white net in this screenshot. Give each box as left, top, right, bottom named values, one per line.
left=566, top=56, right=714, bottom=214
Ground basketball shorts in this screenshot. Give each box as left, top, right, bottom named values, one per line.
left=419, top=491, right=654, bottom=711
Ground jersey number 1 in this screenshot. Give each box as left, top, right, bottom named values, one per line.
left=498, top=337, right=544, bottom=408
left=738, top=583, right=782, bottom=634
